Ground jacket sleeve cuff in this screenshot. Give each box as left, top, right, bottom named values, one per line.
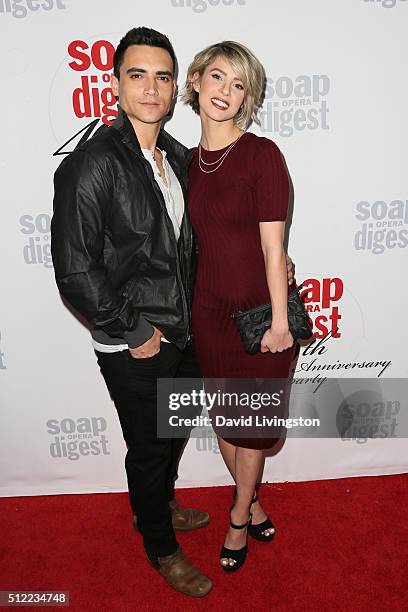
left=124, top=317, right=154, bottom=349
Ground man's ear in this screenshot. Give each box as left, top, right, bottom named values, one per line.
left=172, top=79, right=177, bottom=98
left=111, top=74, right=119, bottom=97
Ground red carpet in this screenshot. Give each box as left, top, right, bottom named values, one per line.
left=1, top=475, right=407, bottom=611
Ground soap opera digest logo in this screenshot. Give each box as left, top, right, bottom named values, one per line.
left=46, top=416, right=110, bottom=460
left=354, top=199, right=408, bottom=255
left=49, top=37, right=119, bottom=157
left=26, top=37, right=118, bottom=269
left=259, top=74, right=330, bottom=137
left=20, top=212, right=52, bottom=268
left=363, top=0, right=407, bottom=7
left=0, top=0, right=66, bottom=19
left=337, top=389, right=399, bottom=444
left=171, top=0, right=245, bottom=12
left=295, top=275, right=391, bottom=380
left=0, top=329, right=6, bottom=370
left=301, top=276, right=343, bottom=341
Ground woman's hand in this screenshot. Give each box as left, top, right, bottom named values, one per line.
left=260, top=325, right=294, bottom=353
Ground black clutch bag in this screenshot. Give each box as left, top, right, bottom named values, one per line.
left=231, top=283, right=314, bottom=354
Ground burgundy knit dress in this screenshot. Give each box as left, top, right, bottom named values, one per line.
left=188, top=132, right=296, bottom=449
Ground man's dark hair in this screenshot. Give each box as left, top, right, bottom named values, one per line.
left=113, top=27, right=177, bottom=79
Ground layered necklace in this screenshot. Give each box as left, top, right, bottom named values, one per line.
left=198, top=132, right=244, bottom=174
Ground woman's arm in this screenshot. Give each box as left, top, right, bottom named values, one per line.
left=259, top=221, right=294, bottom=353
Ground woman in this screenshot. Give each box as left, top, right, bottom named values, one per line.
left=182, top=41, right=297, bottom=572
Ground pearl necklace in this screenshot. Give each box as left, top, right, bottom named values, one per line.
left=198, top=133, right=244, bottom=173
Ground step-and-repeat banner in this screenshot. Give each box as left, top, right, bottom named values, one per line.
left=1, top=0, right=407, bottom=496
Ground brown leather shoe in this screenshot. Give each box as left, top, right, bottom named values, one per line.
left=157, top=548, right=212, bottom=597
left=169, top=498, right=210, bottom=531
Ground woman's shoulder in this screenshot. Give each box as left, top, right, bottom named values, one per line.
left=242, top=133, right=285, bottom=172
left=243, top=131, right=282, bottom=156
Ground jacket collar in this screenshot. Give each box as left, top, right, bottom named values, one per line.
left=111, top=105, right=193, bottom=168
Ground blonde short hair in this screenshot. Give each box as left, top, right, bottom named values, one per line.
left=181, top=41, right=265, bottom=130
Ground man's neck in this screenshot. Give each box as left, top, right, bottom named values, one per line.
left=127, top=115, right=162, bottom=153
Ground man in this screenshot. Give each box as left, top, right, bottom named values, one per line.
left=51, top=27, right=294, bottom=597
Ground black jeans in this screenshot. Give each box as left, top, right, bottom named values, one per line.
left=95, top=340, right=201, bottom=559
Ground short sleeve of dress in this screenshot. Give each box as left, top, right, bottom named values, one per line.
left=253, top=138, right=289, bottom=222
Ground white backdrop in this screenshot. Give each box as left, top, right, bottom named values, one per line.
left=0, top=0, right=407, bottom=497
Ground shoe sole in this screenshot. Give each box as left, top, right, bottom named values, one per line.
left=147, top=557, right=213, bottom=597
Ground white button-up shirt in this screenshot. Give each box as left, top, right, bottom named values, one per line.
left=141, top=147, right=184, bottom=241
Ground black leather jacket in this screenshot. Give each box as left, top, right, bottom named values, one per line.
left=51, top=108, right=194, bottom=350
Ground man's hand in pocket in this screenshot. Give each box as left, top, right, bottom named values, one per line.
left=129, top=326, right=162, bottom=359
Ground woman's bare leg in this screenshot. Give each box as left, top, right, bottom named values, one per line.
left=218, top=437, right=275, bottom=546
left=217, top=437, right=237, bottom=480
left=220, top=446, right=262, bottom=567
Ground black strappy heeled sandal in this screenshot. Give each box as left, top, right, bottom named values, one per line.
left=220, top=505, right=252, bottom=573
left=233, top=485, right=275, bottom=543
